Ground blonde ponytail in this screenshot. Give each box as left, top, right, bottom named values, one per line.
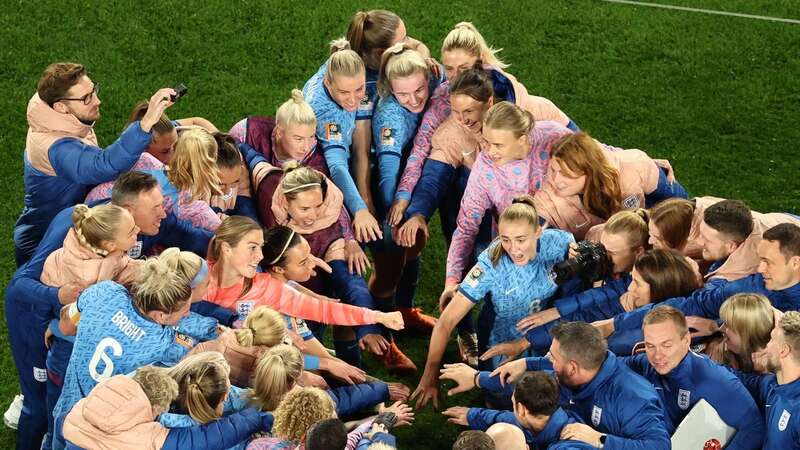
left=169, top=354, right=231, bottom=424
left=483, top=101, right=534, bottom=138
left=249, top=344, right=303, bottom=411
left=71, top=203, right=129, bottom=256
left=377, top=43, right=428, bottom=99
left=133, top=248, right=193, bottom=314
left=168, top=128, right=222, bottom=201
left=326, top=39, right=365, bottom=84
left=442, top=22, right=508, bottom=69
left=233, top=306, right=286, bottom=348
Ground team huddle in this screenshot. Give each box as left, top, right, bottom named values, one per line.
left=6, top=8, right=800, bottom=450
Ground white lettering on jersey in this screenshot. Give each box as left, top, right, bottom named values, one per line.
left=88, top=337, right=123, bottom=382
left=110, top=310, right=146, bottom=342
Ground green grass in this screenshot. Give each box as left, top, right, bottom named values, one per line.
left=1, top=0, right=798, bottom=448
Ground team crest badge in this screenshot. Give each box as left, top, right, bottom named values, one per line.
left=677, top=389, right=691, bottom=410
left=591, top=405, right=602, bottom=427
left=127, top=241, right=143, bottom=259
left=381, top=127, right=395, bottom=146
left=325, top=123, right=342, bottom=141
left=778, top=409, right=791, bottom=431
left=236, top=300, right=256, bottom=320
left=623, top=194, right=640, bottom=209
left=465, top=266, right=484, bottom=288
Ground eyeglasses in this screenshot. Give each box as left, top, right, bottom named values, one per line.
left=57, top=83, right=100, bottom=105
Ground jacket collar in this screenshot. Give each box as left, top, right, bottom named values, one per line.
left=569, top=351, right=618, bottom=401
left=533, top=408, right=573, bottom=448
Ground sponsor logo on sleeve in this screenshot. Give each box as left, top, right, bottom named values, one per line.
left=465, top=266, right=484, bottom=288
left=174, top=332, right=196, bottom=349
left=325, top=123, right=342, bottom=142
left=381, top=127, right=395, bottom=146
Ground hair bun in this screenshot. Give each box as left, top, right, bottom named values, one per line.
left=281, top=160, right=301, bottom=173
left=329, top=37, right=352, bottom=54
left=290, top=89, right=305, bottom=104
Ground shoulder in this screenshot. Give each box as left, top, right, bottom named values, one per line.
left=82, top=280, right=127, bottom=299
left=539, top=229, right=574, bottom=261
left=373, top=97, right=405, bottom=125
left=78, top=280, right=127, bottom=310
left=611, top=359, right=660, bottom=399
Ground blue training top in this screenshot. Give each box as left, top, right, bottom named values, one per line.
left=458, top=229, right=573, bottom=348
left=303, top=62, right=363, bottom=215
left=52, top=281, right=217, bottom=430
left=371, top=68, right=446, bottom=215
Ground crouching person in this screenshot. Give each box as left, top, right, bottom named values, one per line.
left=63, top=367, right=272, bottom=450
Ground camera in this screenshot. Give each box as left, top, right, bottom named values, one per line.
left=551, top=240, right=612, bottom=285
left=171, top=83, right=188, bottom=102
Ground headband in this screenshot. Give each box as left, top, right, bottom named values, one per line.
left=268, top=230, right=297, bottom=265
left=190, top=259, right=209, bottom=289
left=282, top=182, right=321, bottom=194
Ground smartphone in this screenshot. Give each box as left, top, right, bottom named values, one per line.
left=171, top=83, right=188, bottom=102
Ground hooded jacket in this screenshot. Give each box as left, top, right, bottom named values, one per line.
left=41, top=228, right=142, bottom=288
left=64, top=375, right=270, bottom=450
left=63, top=375, right=170, bottom=449
left=534, top=149, right=661, bottom=241
left=15, top=94, right=151, bottom=265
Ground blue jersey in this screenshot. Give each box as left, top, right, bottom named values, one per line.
left=303, top=62, right=363, bottom=214
left=622, top=352, right=764, bottom=450
left=53, top=281, right=198, bottom=425
left=459, top=229, right=573, bottom=348
left=371, top=70, right=445, bottom=213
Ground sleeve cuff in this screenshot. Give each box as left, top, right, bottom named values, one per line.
left=303, top=355, right=320, bottom=370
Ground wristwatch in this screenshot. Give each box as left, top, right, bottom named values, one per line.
left=598, top=433, right=607, bottom=448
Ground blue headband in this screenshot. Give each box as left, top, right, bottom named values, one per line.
left=190, top=259, right=209, bottom=289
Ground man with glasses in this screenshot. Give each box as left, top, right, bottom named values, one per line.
left=14, top=61, right=175, bottom=266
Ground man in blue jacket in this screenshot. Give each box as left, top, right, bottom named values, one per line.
left=735, top=310, right=800, bottom=449
left=607, top=223, right=800, bottom=336
left=445, top=371, right=596, bottom=449
left=15, top=61, right=176, bottom=266
left=620, top=306, right=763, bottom=449
left=443, top=322, right=670, bottom=449
left=6, top=171, right=213, bottom=450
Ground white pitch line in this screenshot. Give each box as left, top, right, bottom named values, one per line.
left=601, top=0, right=800, bottom=24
